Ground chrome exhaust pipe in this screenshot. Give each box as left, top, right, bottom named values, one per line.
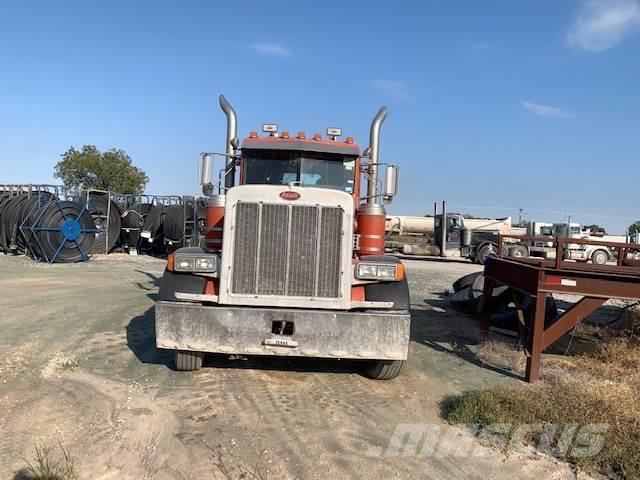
left=219, top=94, right=238, bottom=189
left=366, top=106, right=389, bottom=204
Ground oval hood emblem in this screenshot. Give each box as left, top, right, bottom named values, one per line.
left=279, top=191, right=301, bottom=201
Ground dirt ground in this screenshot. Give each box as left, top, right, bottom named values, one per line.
left=0, top=253, right=591, bottom=479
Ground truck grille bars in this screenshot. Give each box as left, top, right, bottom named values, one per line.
left=231, top=202, right=343, bottom=299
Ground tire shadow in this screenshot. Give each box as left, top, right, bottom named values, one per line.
left=126, top=306, right=173, bottom=369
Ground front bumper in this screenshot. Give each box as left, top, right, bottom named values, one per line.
left=155, top=301, right=411, bottom=360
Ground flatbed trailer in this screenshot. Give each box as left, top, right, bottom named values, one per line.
left=480, top=235, right=640, bottom=383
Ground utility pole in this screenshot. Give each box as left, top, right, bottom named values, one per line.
left=518, top=208, right=524, bottom=225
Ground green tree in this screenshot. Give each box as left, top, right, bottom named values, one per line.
left=54, top=145, right=148, bottom=194
left=628, top=221, right=640, bottom=235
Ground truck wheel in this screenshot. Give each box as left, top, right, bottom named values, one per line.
left=508, top=245, right=528, bottom=258
left=363, top=360, right=405, bottom=380
left=175, top=350, right=203, bottom=371
left=591, top=250, right=608, bottom=265
left=477, top=244, right=495, bottom=265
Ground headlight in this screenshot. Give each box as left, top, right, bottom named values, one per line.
left=377, top=265, right=397, bottom=279
left=355, top=262, right=402, bottom=281
left=173, top=253, right=217, bottom=273
left=357, top=263, right=379, bottom=278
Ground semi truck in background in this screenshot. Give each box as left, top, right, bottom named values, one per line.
left=525, top=222, right=615, bottom=265
left=385, top=210, right=632, bottom=265
left=154, top=95, right=411, bottom=380
left=385, top=202, right=524, bottom=264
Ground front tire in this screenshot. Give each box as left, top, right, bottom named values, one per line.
left=363, top=360, right=405, bottom=380
left=477, top=244, right=496, bottom=265
left=591, top=250, right=608, bottom=265
left=508, top=245, right=528, bottom=258
left=175, top=350, right=203, bottom=371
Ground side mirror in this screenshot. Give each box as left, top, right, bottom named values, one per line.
left=200, top=153, right=214, bottom=196
left=383, top=165, right=399, bottom=202
left=200, top=153, right=213, bottom=186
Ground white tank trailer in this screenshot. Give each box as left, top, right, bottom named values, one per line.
left=386, top=215, right=522, bottom=236
left=385, top=201, right=524, bottom=264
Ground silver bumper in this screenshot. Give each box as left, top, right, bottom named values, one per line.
left=155, top=301, right=411, bottom=360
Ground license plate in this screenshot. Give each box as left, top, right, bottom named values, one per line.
left=264, top=338, right=299, bottom=348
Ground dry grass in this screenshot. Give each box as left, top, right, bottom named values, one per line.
left=444, top=306, right=640, bottom=479
left=476, top=339, right=527, bottom=372
left=16, top=443, right=77, bottom=480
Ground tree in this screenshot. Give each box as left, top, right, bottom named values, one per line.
left=54, top=145, right=148, bottom=194
left=628, top=221, right=640, bottom=235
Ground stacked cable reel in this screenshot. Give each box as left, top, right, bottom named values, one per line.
left=0, top=185, right=97, bottom=263
left=78, top=190, right=122, bottom=254
left=1, top=186, right=206, bottom=262
left=21, top=194, right=97, bottom=263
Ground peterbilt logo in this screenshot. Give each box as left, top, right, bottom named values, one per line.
left=279, top=191, right=301, bottom=201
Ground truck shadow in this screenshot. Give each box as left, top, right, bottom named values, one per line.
left=126, top=306, right=367, bottom=376
left=409, top=294, right=523, bottom=381
left=126, top=307, right=173, bottom=368
left=411, top=292, right=628, bottom=381
left=133, top=269, right=162, bottom=301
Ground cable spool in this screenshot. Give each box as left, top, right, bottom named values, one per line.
left=0, top=191, right=10, bottom=251
left=0, top=193, right=43, bottom=252
left=16, top=192, right=58, bottom=252
left=120, top=202, right=152, bottom=249
left=80, top=192, right=122, bottom=253
left=140, top=205, right=166, bottom=253
left=0, top=191, right=13, bottom=215
left=21, top=197, right=96, bottom=263
left=163, top=204, right=195, bottom=253
left=0, top=193, right=25, bottom=251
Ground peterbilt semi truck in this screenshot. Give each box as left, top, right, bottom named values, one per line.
left=155, top=95, right=410, bottom=380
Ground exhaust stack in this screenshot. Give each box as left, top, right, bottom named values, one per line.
left=357, top=105, right=389, bottom=257
left=366, top=106, right=389, bottom=204
left=219, top=95, right=238, bottom=189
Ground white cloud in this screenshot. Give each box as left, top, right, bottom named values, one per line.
left=371, top=80, right=413, bottom=101
left=250, top=43, right=291, bottom=57
left=567, top=0, right=640, bottom=52
left=522, top=101, right=575, bottom=118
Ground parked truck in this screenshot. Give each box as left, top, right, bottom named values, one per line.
left=524, top=222, right=614, bottom=265
left=154, top=95, right=410, bottom=380
left=385, top=202, right=524, bottom=264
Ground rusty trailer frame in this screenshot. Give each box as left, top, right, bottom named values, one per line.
left=480, top=235, right=640, bottom=383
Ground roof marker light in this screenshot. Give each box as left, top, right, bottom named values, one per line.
left=262, top=124, right=278, bottom=136
left=281, top=131, right=290, bottom=139
left=297, top=131, right=306, bottom=139
left=326, top=127, right=342, bottom=140
left=249, top=131, right=258, bottom=138
left=346, top=136, right=354, bottom=144
left=313, top=133, right=322, bottom=141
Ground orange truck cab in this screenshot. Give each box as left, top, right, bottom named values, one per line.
left=156, top=95, right=409, bottom=380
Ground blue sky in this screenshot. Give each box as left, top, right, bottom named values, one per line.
left=1, top=1, right=639, bottom=233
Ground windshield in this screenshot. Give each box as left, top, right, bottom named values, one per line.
left=243, top=150, right=356, bottom=193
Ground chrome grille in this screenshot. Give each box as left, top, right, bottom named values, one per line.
left=231, top=202, right=343, bottom=298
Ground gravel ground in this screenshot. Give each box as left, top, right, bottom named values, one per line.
left=0, top=253, right=589, bottom=479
